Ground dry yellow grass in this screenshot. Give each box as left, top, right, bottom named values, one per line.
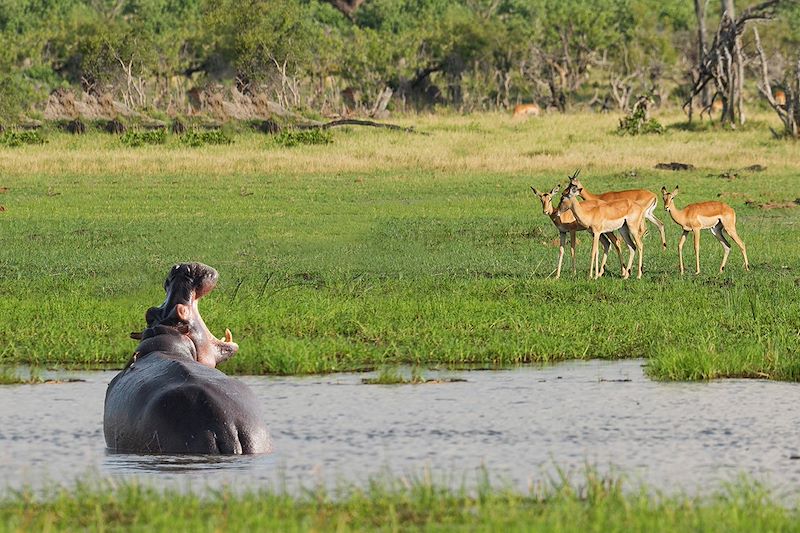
left=0, top=111, right=792, bottom=179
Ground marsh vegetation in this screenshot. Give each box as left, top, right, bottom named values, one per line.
left=0, top=112, right=797, bottom=380
left=2, top=474, right=796, bottom=532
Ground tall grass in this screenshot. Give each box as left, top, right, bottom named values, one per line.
left=0, top=112, right=797, bottom=379
left=1, top=473, right=796, bottom=532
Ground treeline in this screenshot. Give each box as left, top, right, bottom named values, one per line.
left=0, top=0, right=798, bottom=122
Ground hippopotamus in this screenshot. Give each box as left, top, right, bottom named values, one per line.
left=103, top=263, right=271, bottom=454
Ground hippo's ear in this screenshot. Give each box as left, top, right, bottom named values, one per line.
left=175, top=303, right=191, bottom=323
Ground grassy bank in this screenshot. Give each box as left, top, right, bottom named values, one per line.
left=2, top=474, right=796, bottom=532
left=0, top=112, right=798, bottom=379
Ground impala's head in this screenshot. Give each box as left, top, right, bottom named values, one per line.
left=557, top=183, right=581, bottom=213
left=567, top=169, right=583, bottom=191
left=530, top=185, right=560, bottom=215
left=661, top=186, right=679, bottom=211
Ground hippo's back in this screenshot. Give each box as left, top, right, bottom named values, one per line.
left=104, top=355, right=270, bottom=454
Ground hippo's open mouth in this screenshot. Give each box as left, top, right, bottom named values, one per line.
left=145, top=263, right=238, bottom=368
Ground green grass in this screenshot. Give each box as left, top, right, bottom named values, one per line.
left=0, top=367, right=43, bottom=385
left=0, top=112, right=798, bottom=379
left=1, top=473, right=797, bottom=532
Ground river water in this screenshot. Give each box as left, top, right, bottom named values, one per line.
left=1, top=359, right=798, bottom=495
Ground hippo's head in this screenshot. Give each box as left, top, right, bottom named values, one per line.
left=141, top=263, right=238, bottom=368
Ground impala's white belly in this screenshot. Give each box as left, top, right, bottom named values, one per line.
left=688, top=215, right=721, bottom=230
left=600, top=216, right=627, bottom=233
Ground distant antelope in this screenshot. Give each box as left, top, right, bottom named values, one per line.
left=531, top=185, right=626, bottom=279
left=513, top=103, right=540, bottom=119
left=699, top=97, right=724, bottom=121
left=559, top=183, right=647, bottom=279
left=661, top=186, right=749, bottom=275
left=569, top=171, right=667, bottom=250
left=775, top=89, right=786, bottom=107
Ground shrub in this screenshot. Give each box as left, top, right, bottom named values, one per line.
left=180, top=129, right=233, bottom=147
left=120, top=129, right=167, bottom=147
left=0, top=130, right=46, bottom=146
left=273, top=128, right=332, bottom=147
left=617, top=106, right=664, bottom=136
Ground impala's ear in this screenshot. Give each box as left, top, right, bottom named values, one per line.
left=672, top=186, right=679, bottom=196
left=549, top=184, right=560, bottom=196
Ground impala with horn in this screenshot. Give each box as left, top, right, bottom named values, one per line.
left=568, top=170, right=667, bottom=250
left=530, top=184, right=627, bottom=278
left=558, top=182, right=647, bottom=279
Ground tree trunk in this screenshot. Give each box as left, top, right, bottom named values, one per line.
left=694, top=0, right=710, bottom=107
left=721, top=0, right=745, bottom=125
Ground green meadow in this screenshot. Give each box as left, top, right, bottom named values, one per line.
left=0, top=112, right=798, bottom=380
left=2, top=474, right=797, bottom=532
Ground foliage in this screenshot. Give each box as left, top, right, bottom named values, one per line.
left=0, top=0, right=797, bottom=115
left=272, top=128, right=333, bottom=147
left=120, top=128, right=166, bottom=147
left=617, top=106, right=665, bottom=135
left=180, top=129, right=232, bottom=147
left=0, top=130, right=46, bottom=146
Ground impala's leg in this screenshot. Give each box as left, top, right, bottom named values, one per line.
left=618, top=223, right=636, bottom=280
left=590, top=231, right=601, bottom=279
left=721, top=219, right=749, bottom=271
left=633, top=222, right=644, bottom=279
left=710, top=222, right=731, bottom=273
left=678, top=230, right=688, bottom=275
left=645, top=202, right=667, bottom=251
left=606, top=232, right=627, bottom=277
left=598, top=233, right=610, bottom=277
left=693, top=228, right=701, bottom=274
left=570, top=230, right=577, bottom=275
left=556, top=231, right=566, bottom=279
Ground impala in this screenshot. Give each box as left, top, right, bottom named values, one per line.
left=569, top=171, right=667, bottom=250
left=661, top=186, right=749, bottom=275
left=559, top=184, right=647, bottom=279
left=531, top=185, right=626, bottom=279
left=512, top=103, right=540, bottom=118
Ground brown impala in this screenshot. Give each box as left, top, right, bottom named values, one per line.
left=559, top=184, right=647, bottom=280
left=531, top=184, right=626, bottom=279
left=661, top=187, right=749, bottom=275
left=569, top=171, right=667, bottom=250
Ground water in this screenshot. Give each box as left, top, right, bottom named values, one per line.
left=1, top=359, right=799, bottom=495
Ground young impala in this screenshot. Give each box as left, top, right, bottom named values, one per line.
left=531, top=185, right=626, bottom=279
left=559, top=184, right=647, bottom=279
left=661, top=186, right=749, bottom=275
left=569, top=171, right=667, bottom=250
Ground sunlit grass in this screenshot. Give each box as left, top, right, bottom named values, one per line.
left=0, top=111, right=798, bottom=379
left=1, top=473, right=796, bottom=532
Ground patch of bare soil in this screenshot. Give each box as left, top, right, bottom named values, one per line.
left=655, top=162, right=695, bottom=171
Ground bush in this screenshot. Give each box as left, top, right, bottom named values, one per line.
left=120, top=129, right=167, bottom=147
left=0, top=130, right=46, bottom=146
left=617, top=107, right=664, bottom=136
left=273, top=128, right=332, bottom=147
left=180, top=129, right=233, bottom=147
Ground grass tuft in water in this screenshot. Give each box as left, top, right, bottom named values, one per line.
left=0, top=367, right=44, bottom=385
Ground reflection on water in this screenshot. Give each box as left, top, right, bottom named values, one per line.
left=0, top=360, right=799, bottom=495
left=105, top=452, right=275, bottom=475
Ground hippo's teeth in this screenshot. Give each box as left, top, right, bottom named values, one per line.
left=225, top=328, right=232, bottom=343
